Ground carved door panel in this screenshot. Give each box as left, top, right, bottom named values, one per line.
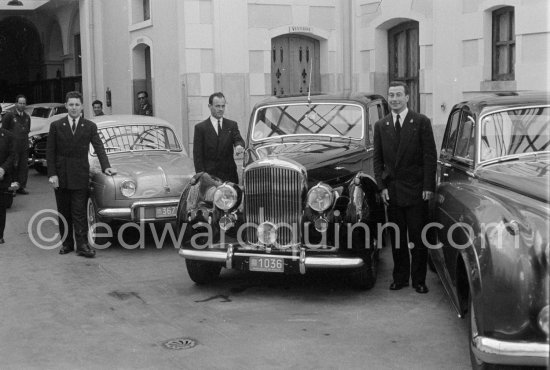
left=272, top=35, right=320, bottom=96
left=388, top=21, right=420, bottom=112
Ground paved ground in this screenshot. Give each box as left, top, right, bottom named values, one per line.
left=0, top=172, right=470, bottom=369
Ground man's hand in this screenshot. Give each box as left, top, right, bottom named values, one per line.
left=0, top=167, right=4, bottom=181
left=49, top=176, right=59, bottom=189
left=381, top=188, right=390, bottom=206
left=234, top=145, right=244, bottom=155
left=104, top=168, right=117, bottom=176
left=422, top=190, right=433, bottom=201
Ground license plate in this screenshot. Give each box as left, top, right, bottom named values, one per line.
left=249, top=257, right=284, bottom=272
left=155, top=206, right=177, bottom=218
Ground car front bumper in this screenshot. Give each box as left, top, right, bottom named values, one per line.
left=98, top=197, right=180, bottom=222
left=472, top=335, right=549, bottom=366
left=179, top=242, right=365, bottom=274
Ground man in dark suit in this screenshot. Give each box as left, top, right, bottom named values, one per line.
left=193, top=92, right=245, bottom=184
left=373, top=81, right=437, bottom=294
left=1, top=94, right=31, bottom=195
left=0, top=127, right=15, bottom=244
left=46, top=91, right=116, bottom=258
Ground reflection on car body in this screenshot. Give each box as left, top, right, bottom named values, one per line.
left=177, top=93, right=390, bottom=289
left=430, top=91, right=549, bottom=369
left=87, top=115, right=195, bottom=247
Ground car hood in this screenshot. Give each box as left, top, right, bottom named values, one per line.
left=476, top=157, right=550, bottom=203
left=250, top=140, right=365, bottom=185
left=29, top=117, right=50, bottom=136
left=103, top=152, right=194, bottom=199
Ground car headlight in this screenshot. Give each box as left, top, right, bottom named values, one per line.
left=214, top=184, right=238, bottom=211
left=538, top=305, right=549, bottom=336
left=307, top=183, right=334, bottom=212
left=120, top=180, right=136, bottom=197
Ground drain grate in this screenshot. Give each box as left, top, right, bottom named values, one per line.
left=162, top=337, right=197, bottom=350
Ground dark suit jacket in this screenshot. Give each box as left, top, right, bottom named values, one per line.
left=46, top=116, right=111, bottom=190
left=0, top=128, right=15, bottom=188
left=1, top=111, right=31, bottom=151
left=193, top=117, right=245, bottom=184
left=373, top=110, right=437, bottom=207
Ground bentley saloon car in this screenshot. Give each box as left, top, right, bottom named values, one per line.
left=430, top=91, right=549, bottom=368
left=177, top=93, right=389, bottom=289
left=87, top=115, right=195, bottom=246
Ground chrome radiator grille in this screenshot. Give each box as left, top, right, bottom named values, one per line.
left=244, top=165, right=303, bottom=247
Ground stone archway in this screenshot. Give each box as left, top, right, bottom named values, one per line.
left=0, top=16, right=42, bottom=102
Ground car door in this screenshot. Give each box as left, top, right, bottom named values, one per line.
left=432, top=106, right=476, bottom=315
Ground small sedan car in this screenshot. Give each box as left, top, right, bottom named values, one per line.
left=177, top=93, right=389, bottom=289
left=87, top=115, right=195, bottom=246
left=430, top=91, right=549, bottom=368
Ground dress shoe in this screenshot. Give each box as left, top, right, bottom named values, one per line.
left=76, top=245, right=96, bottom=258
left=0, top=238, right=4, bottom=244
left=414, top=283, right=429, bottom=294
left=389, top=281, right=409, bottom=290
left=16, top=188, right=28, bottom=195
left=59, top=245, right=74, bottom=254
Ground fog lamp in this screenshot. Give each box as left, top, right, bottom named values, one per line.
left=219, top=215, right=235, bottom=231
left=307, top=183, right=334, bottom=212
left=538, top=305, right=549, bottom=336
left=314, top=217, right=329, bottom=233
left=257, top=222, right=277, bottom=245
left=121, top=180, right=136, bottom=197
left=214, top=184, right=238, bottom=211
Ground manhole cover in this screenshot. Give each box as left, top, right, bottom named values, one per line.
left=162, top=338, right=197, bottom=350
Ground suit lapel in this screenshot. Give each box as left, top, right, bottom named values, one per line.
left=383, top=115, right=398, bottom=152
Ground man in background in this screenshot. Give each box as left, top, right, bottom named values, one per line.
left=92, top=100, right=104, bottom=116
left=136, top=91, right=153, bottom=116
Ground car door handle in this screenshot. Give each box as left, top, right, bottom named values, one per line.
left=438, top=160, right=452, bottom=168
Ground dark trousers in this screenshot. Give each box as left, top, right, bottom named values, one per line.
left=13, top=147, right=29, bottom=189
left=387, top=201, right=428, bottom=286
left=0, top=189, right=8, bottom=239
left=54, top=188, right=89, bottom=249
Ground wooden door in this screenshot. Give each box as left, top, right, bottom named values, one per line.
left=388, top=21, right=420, bottom=112
left=271, top=35, right=320, bottom=96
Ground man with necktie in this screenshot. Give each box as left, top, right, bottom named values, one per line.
left=1, top=95, right=31, bottom=195
left=46, top=91, right=117, bottom=258
left=373, top=81, right=437, bottom=294
left=192, top=92, right=245, bottom=184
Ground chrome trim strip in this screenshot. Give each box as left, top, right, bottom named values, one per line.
left=98, top=208, right=131, bottom=217
left=472, top=335, right=549, bottom=366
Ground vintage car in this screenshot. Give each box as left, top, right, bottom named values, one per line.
left=87, top=115, right=195, bottom=246
left=177, top=93, right=389, bottom=289
left=27, top=103, right=68, bottom=174
left=430, top=91, right=549, bottom=368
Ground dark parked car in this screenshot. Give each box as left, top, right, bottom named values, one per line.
left=177, top=93, right=390, bottom=289
left=430, top=91, right=549, bottom=369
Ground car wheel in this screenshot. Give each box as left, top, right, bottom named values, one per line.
left=185, top=259, right=222, bottom=284
left=468, top=295, right=496, bottom=370
left=34, top=165, right=47, bottom=175
left=87, top=198, right=112, bottom=248
left=350, top=249, right=378, bottom=290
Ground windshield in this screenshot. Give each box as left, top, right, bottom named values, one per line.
left=480, top=106, right=549, bottom=162
left=30, top=107, right=53, bottom=118
left=251, top=103, right=364, bottom=141
left=93, top=124, right=182, bottom=155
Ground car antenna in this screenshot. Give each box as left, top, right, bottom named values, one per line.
left=307, top=59, right=313, bottom=105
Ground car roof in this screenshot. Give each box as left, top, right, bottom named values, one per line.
left=452, top=91, right=550, bottom=115
left=90, top=114, right=176, bottom=130
left=252, top=92, right=387, bottom=109
left=26, top=102, right=64, bottom=108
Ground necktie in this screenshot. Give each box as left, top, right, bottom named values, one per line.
left=395, top=114, right=401, bottom=140
left=217, top=119, right=222, bottom=136
left=72, top=118, right=77, bottom=134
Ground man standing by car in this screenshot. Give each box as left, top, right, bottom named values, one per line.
left=0, top=126, right=15, bottom=244
left=193, top=92, right=245, bottom=184
left=47, top=91, right=117, bottom=258
left=373, top=81, right=437, bottom=294
left=1, top=95, right=31, bottom=195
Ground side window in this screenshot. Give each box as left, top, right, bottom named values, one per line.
left=454, top=113, right=475, bottom=161
left=441, top=110, right=461, bottom=155
left=367, top=104, right=380, bottom=143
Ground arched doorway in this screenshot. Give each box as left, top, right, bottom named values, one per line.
left=0, top=16, right=42, bottom=102
left=132, top=43, right=153, bottom=114
left=271, top=35, right=320, bottom=96
left=388, top=21, right=420, bottom=112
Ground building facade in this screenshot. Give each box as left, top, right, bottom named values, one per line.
left=0, top=0, right=548, bottom=151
